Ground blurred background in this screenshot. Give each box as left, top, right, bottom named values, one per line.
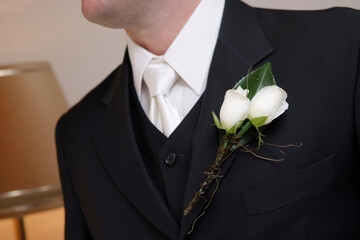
left=0, top=0, right=359, bottom=239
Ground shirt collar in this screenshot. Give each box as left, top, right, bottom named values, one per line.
left=127, top=36, right=156, bottom=98
left=127, top=0, right=225, bottom=97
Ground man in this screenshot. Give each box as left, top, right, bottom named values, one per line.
left=56, top=0, right=360, bottom=239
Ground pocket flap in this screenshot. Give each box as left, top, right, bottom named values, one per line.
left=242, top=154, right=336, bottom=216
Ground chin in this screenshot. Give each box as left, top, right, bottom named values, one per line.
left=81, top=1, right=99, bottom=23
left=81, top=0, right=123, bottom=28
left=81, top=0, right=104, bottom=24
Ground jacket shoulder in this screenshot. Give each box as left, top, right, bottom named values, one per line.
left=56, top=63, right=123, bottom=142
left=255, top=5, right=360, bottom=45
left=257, top=6, right=360, bottom=29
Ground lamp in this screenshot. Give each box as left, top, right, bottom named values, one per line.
left=0, top=62, right=68, bottom=240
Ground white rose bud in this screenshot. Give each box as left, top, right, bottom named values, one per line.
left=249, top=85, right=289, bottom=126
left=220, top=86, right=250, bottom=130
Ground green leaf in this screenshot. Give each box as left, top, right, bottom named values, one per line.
left=255, top=127, right=265, bottom=150
left=227, top=124, right=237, bottom=134
left=226, top=121, right=243, bottom=134
left=233, top=62, right=276, bottom=100
left=212, top=111, right=224, bottom=130
left=250, top=116, right=268, bottom=128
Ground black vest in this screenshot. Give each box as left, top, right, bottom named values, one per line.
left=129, top=78, right=202, bottom=224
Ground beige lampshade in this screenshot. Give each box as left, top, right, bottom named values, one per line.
left=0, top=62, right=68, bottom=194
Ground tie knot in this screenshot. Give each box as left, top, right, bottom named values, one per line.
left=143, top=58, right=179, bottom=97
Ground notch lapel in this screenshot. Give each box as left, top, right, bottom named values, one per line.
left=91, top=53, right=178, bottom=240
left=179, top=0, right=274, bottom=238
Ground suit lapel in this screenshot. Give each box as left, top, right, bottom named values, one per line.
left=179, top=0, right=274, bottom=238
left=91, top=53, right=178, bottom=240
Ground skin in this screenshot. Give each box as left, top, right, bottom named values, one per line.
left=81, top=0, right=201, bottom=55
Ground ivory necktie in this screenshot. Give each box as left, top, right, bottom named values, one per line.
left=143, top=58, right=181, bottom=137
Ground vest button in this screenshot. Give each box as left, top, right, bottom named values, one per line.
left=165, top=153, right=176, bottom=166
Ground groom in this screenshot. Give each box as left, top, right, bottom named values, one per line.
left=56, top=0, right=360, bottom=239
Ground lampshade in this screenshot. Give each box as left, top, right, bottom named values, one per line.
left=0, top=62, right=68, bottom=196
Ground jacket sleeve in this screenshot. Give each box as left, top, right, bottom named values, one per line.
left=56, top=116, right=92, bottom=240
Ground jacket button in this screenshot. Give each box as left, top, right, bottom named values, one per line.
left=165, top=153, right=176, bottom=166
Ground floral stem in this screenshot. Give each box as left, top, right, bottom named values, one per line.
left=184, top=137, right=232, bottom=216
left=236, top=120, right=252, bottom=138
left=187, top=178, right=220, bottom=235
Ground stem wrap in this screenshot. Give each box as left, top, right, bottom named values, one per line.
left=183, top=142, right=231, bottom=216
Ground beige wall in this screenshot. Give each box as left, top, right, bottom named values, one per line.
left=1, top=0, right=359, bottom=106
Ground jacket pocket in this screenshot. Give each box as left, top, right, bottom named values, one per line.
left=242, top=154, right=336, bottom=217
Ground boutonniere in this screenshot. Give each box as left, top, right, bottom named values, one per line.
left=184, top=62, right=301, bottom=234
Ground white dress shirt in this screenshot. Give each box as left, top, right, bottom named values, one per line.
left=127, top=0, right=225, bottom=124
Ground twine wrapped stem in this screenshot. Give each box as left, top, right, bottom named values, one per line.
left=183, top=137, right=232, bottom=216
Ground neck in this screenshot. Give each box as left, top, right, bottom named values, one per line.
left=125, top=0, right=201, bottom=56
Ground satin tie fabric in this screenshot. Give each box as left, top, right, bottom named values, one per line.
left=143, top=58, right=181, bottom=137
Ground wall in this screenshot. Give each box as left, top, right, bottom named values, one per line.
left=1, top=0, right=359, bottom=106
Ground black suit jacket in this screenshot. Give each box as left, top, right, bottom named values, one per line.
left=56, top=0, right=360, bottom=239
